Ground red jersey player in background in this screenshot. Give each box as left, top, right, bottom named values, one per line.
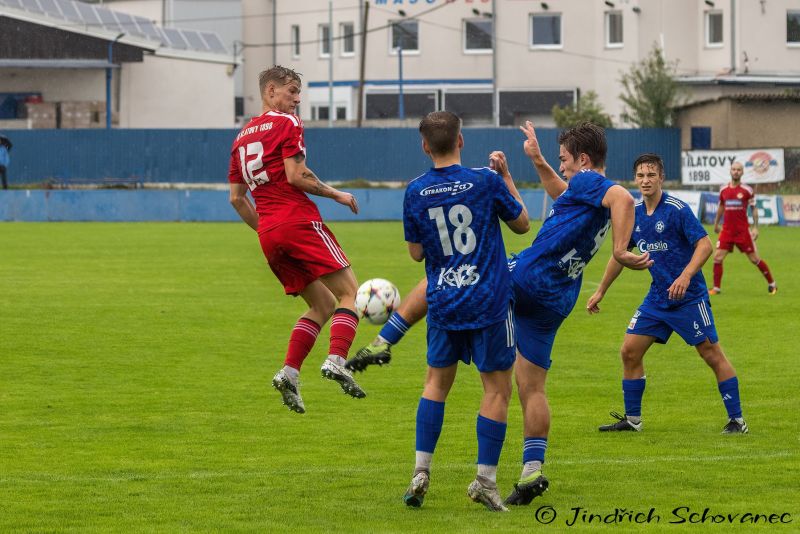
left=710, top=161, right=777, bottom=296
left=228, top=65, right=366, bottom=414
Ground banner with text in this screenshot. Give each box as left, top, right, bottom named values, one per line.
left=781, top=195, right=800, bottom=226
left=681, top=149, right=785, bottom=185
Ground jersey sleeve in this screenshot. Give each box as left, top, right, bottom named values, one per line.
left=680, top=206, right=708, bottom=245
left=403, top=187, right=421, bottom=243
left=569, top=171, right=614, bottom=207
left=228, top=144, right=244, bottom=184
left=747, top=189, right=756, bottom=207
left=489, top=172, right=523, bottom=221
left=280, top=117, right=306, bottom=161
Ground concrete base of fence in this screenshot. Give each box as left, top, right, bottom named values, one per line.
left=0, top=189, right=553, bottom=222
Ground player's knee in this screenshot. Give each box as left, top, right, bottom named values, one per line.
left=313, top=293, right=337, bottom=320
left=620, top=345, right=643, bottom=366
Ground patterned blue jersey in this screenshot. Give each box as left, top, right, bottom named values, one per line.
left=403, top=164, right=523, bottom=330
left=631, top=193, right=709, bottom=310
left=511, top=169, right=614, bottom=317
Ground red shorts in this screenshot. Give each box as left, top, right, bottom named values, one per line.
left=259, top=220, right=350, bottom=295
left=717, top=229, right=755, bottom=253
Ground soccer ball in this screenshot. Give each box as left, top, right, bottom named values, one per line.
left=354, top=278, right=401, bottom=325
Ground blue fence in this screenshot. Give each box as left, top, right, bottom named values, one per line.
left=4, top=127, right=681, bottom=185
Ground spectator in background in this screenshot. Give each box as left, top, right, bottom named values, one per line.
left=0, top=134, right=11, bottom=190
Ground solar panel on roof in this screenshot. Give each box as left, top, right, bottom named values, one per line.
left=114, top=12, right=143, bottom=37
left=38, top=0, right=63, bottom=18
left=53, top=0, right=80, bottom=21
left=135, top=16, right=161, bottom=40
left=19, top=0, right=44, bottom=14
left=200, top=32, right=227, bottom=54
left=181, top=30, right=207, bottom=51
left=162, top=27, right=188, bottom=50
left=94, top=5, right=121, bottom=32
left=74, top=1, right=100, bottom=25
left=1, top=0, right=25, bottom=10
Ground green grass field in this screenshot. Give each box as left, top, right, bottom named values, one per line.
left=1, top=221, right=798, bottom=533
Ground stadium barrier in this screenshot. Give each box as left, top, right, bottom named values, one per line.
left=0, top=189, right=558, bottom=222
left=5, top=128, right=681, bottom=185
left=1, top=188, right=794, bottom=224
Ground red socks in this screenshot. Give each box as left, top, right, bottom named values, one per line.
left=329, top=308, right=359, bottom=360
left=756, top=260, right=774, bottom=284
left=284, top=318, right=321, bottom=371
left=713, top=262, right=723, bottom=289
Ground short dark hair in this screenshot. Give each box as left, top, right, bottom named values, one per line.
left=632, top=153, right=665, bottom=177
left=258, top=65, right=302, bottom=97
left=558, top=122, right=607, bottom=169
left=419, top=111, right=462, bottom=156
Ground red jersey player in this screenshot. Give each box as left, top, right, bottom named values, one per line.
left=228, top=65, right=366, bottom=414
left=710, top=161, right=776, bottom=295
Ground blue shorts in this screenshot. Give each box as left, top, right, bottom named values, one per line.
left=427, top=314, right=516, bottom=373
left=626, top=299, right=718, bottom=346
left=513, top=296, right=566, bottom=371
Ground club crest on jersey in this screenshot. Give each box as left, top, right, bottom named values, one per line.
left=437, top=264, right=480, bottom=288
left=420, top=181, right=474, bottom=197
left=655, top=221, right=665, bottom=233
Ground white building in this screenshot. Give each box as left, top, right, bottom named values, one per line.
left=0, top=0, right=236, bottom=128
left=241, top=0, right=800, bottom=127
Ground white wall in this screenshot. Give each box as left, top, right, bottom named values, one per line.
left=0, top=69, right=106, bottom=101
left=119, top=54, right=234, bottom=127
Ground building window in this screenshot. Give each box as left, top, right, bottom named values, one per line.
left=444, top=92, right=493, bottom=125
left=605, top=11, right=623, bottom=47
left=291, top=25, right=300, bottom=58
left=788, top=10, right=800, bottom=44
left=705, top=11, right=723, bottom=47
left=391, top=20, right=419, bottom=53
left=530, top=13, right=562, bottom=48
left=340, top=22, right=355, bottom=56
left=336, top=106, right=347, bottom=120
left=311, top=105, right=347, bottom=121
left=366, top=92, right=435, bottom=119
left=319, top=24, right=330, bottom=57
left=464, top=19, right=492, bottom=53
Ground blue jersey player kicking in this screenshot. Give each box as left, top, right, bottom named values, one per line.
left=401, top=111, right=530, bottom=512
left=502, top=122, right=653, bottom=506
left=586, top=153, right=748, bottom=434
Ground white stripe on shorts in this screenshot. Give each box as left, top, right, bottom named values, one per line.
left=698, top=301, right=711, bottom=327
left=505, top=304, right=515, bottom=348
left=312, top=221, right=348, bottom=267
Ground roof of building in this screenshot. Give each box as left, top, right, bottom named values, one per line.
left=676, top=92, right=800, bottom=110
left=677, top=74, right=800, bottom=86
left=0, top=0, right=231, bottom=63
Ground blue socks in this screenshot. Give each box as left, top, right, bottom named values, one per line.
left=416, top=397, right=445, bottom=453
left=523, top=437, right=547, bottom=464
left=379, top=312, right=410, bottom=345
left=476, top=415, right=507, bottom=466
left=623, top=378, right=646, bottom=417
left=718, top=376, right=743, bottom=419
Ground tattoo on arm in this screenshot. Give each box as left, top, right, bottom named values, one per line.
left=301, top=169, right=335, bottom=197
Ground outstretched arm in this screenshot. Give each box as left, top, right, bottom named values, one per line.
left=490, top=150, right=530, bottom=234
left=667, top=236, right=712, bottom=301
left=602, top=185, right=653, bottom=270
left=229, top=183, right=258, bottom=231
left=519, top=121, right=567, bottom=200
left=284, top=153, right=359, bottom=214
left=586, top=255, right=626, bottom=314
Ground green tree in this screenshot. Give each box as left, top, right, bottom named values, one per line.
left=552, top=91, right=613, bottom=128
left=619, top=45, right=684, bottom=127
